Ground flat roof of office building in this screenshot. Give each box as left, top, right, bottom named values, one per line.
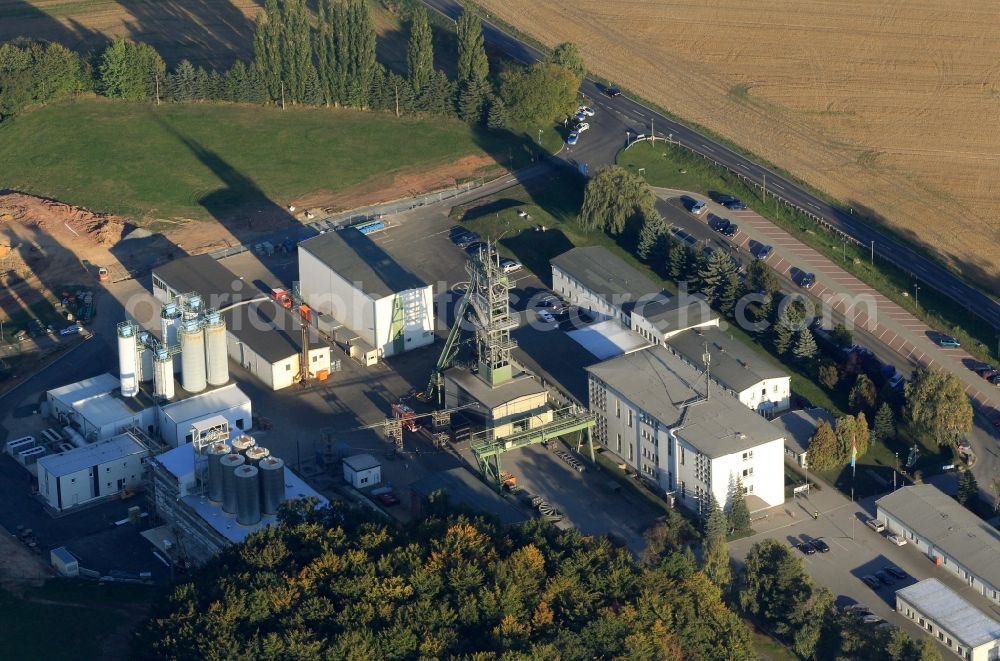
left=551, top=247, right=664, bottom=313
left=667, top=326, right=787, bottom=392
left=896, top=578, right=1000, bottom=649
left=37, top=433, right=147, bottom=477
left=48, top=373, right=121, bottom=404
left=586, top=346, right=785, bottom=459
left=299, top=228, right=428, bottom=299
left=444, top=369, right=548, bottom=411
left=152, top=254, right=244, bottom=306
left=159, top=383, right=249, bottom=425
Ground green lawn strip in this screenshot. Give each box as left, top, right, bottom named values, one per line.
left=0, top=97, right=540, bottom=222
left=620, top=141, right=999, bottom=364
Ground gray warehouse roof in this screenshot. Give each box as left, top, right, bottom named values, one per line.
left=878, top=485, right=1000, bottom=590
left=159, top=384, right=249, bottom=425
left=37, top=433, right=147, bottom=477
left=551, top=247, right=664, bottom=313
left=586, top=346, right=785, bottom=459
left=444, top=368, right=548, bottom=411
left=771, top=408, right=834, bottom=457
left=667, top=326, right=787, bottom=393
left=637, top=296, right=717, bottom=335
left=299, top=228, right=427, bottom=300
left=411, top=468, right=526, bottom=526
left=343, top=453, right=380, bottom=472
left=152, top=254, right=244, bottom=307
left=896, top=578, right=1000, bottom=648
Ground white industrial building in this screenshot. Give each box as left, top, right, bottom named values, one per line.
left=877, top=485, right=1000, bottom=606
left=151, top=255, right=331, bottom=390
left=586, top=346, right=786, bottom=516
left=551, top=247, right=718, bottom=342
left=298, top=228, right=434, bottom=361
left=158, top=384, right=252, bottom=448
left=36, top=432, right=149, bottom=511
left=47, top=373, right=157, bottom=442
left=666, top=326, right=791, bottom=416
left=896, top=579, right=1000, bottom=661
left=342, top=453, right=381, bottom=489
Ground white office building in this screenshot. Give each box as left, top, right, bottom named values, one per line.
left=896, top=578, right=1000, bottom=661
left=551, top=247, right=718, bottom=342
left=666, top=326, right=791, bottom=416
left=36, top=432, right=149, bottom=511
left=299, top=229, right=434, bottom=361
left=157, top=384, right=252, bottom=448
left=877, top=485, right=1000, bottom=606
left=46, top=373, right=157, bottom=442
left=342, top=454, right=382, bottom=489
left=586, top=346, right=786, bottom=516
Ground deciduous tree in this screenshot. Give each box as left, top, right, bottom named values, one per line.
left=849, top=373, right=877, bottom=415
left=406, top=5, right=434, bottom=94
left=98, top=39, right=164, bottom=101
left=456, top=9, right=488, bottom=86
left=549, top=42, right=585, bottom=79
left=808, top=419, right=838, bottom=471
left=499, top=61, right=579, bottom=127
left=578, top=165, right=654, bottom=235
left=905, top=368, right=973, bottom=446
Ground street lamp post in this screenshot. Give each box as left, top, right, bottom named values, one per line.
left=913, top=283, right=920, bottom=310
left=894, top=451, right=899, bottom=490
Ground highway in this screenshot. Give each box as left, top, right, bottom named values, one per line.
left=420, top=0, right=1000, bottom=333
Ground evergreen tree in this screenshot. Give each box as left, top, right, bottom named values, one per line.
left=253, top=0, right=282, bottom=100
left=192, top=66, right=210, bottom=100
left=698, top=251, right=738, bottom=304
left=792, top=327, right=818, bottom=362
left=773, top=317, right=796, bottom=355
left=855, top=411, right=871, bottom=458
left=169, top=59, right=196, bottom=101
left=406, top=5, right=434, bottom=94
left=957, top=470, right=979, bottom=507
left=807, top=419, right=838, bottom=470
left=417, top=69, right=454, bottom=115
left=486, top=94, right=507, bottom=129
left=303, top=65, right=324, bottom=105
left=458, top=79, right=489, bottom=123
left=818, top=361, right=840, bottom=390
left=746, top=259, right=779, bottom=296
left=456, top=9, right=488, bottom=86
left=281, top=0, right=312, bottom=103
left=315, top=0, right=336, bottom=104
left=383, top=71, right=414, bottom=116
left=848, top=373, right=877, bottom=415
left=245, top=64, right=268, bottom=103
left=728, top=479, right=752, bottom=535
left=636, top=209, right=669, bottom=261
left=703, top=536, right=732, bottom=590
left=717, top=269, right=742, bottom=315
left=834, top=415, right=857, bottom=465
left=668, top=240, right=688, bottom=280
left=704, top=495, right=727, bottom=541
left=872, top=402, right=896, bottom=444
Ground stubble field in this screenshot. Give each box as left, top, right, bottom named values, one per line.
left=477, top=0, right=1000, bottom=290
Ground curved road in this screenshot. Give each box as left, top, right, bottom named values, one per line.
left=421, top=0, right=1000, bottom=333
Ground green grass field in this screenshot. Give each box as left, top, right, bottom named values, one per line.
left=0, top=97, right=543, bottom=222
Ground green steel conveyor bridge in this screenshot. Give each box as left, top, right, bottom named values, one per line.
left=471, top=406, right=596, bottom=488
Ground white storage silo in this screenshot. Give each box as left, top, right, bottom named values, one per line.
left=204, top=310, right=229, bottom=386
left=235, top=464, right=261, bottom=525
left=220, top=453, right=245, bottom=514
left=117, top=321, right=140, bottom=398
left=138, top=333, right=154, bottom=382
left=259, top=456, right=286, bottom=515
left=206, top=442, right=231, bottom=502
left=153, top=347, right=175, bottom=401
left=160, top=300, right=182, bottom=374
left=179, top=318, right=206, bottom=393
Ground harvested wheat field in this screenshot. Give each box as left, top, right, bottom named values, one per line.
left=479, top=0, right=1000, bottom=289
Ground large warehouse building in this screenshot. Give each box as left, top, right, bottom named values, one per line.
left=586, top=345, right=786, bottom=516
left=896, top=578, right=1000, bottom=661
left=47, top=373, right=158, bottom=442
left=551, top=247, right=717, bottom=342
left=877, top=485, right=1000, bottom=606
left=298, top=229, right=434, bottom=362
left=152, top=255, right=331, bottom=390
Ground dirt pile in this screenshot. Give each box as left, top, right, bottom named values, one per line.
left=0, top=193, right=128, bottom=246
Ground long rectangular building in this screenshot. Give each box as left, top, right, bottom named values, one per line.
left=896, top=578, right=1000, bottom=661
left=36, top=432, right=148, bottom=511
left=877, top=484, right=1000, bottom=605
left=586, top=345, right=785, bottom=516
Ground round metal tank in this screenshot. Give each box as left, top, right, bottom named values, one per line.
left=160, top=301, right=182, bottom=373
left=231, top=435, right=256, bottom=456
left=234, top=464, right=261, bottom=525
left=206, top=442, right=231, bottom=502
left=138, top=333, right=154, bottom=382
left=179, top=319, right=206, bottom=393
left=153, top=348, right=175, bottom=401
left=117, top=322, right=139, bottom=397
left=258, top=456, right=286, bottom=515
left=204, top=311, right=229, bottom=386
left=244, top=445, right=270, bottom=467
left=220, top=453, right=245, bottom=513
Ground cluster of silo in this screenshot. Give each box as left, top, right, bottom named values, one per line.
left=209, top=435, right=285, bottom=526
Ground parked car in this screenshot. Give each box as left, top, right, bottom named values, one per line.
left=883, top=565, right=908, bottom=580
left=981, top=369, right=999, bottom=381
left=715, top=194, right=747, bottom=210
left=755, top=244, right=773, bottom=260
left=574, top=111, right=588, bottom=122
left=575, top=122, right=590, bottom=133
left=874, top=570, right=894, bottom=586
left=798, top=541, right=817, bottom=555
left=566, top=132, right=579, bottom=145
left=865, top=518, right=885, bottom=533
left=721, top=223, right=738, bottom=237
left=578, top=106, right=595, bottom=117
left=811, top=538, right=830, bottom=553
left=97, top=267, right=109, bottom=282
left=709, top=216, right=730, bottom=232
left=536, top=310, right=556, bottom=323
left=799, top=272, right=816, bottom=289
left=844, top=604, right=873, bottom=616
left=690, top=200, right=707, bottom=215
left=887, top=372, right=905, bottom=390
left=604, top=87, right=622, bottom=97
left=886, top=533, right=907, bottom=546
left=935, top=335, right=961, bottom=347
left=500, top=258, right=522, bottom=274
left=861, top=575, right=881, bottom=590
left=536, top=294, right=563, bottom=309
left=861, top=614, right=886, bottom=625
left=974, top=363, right=996, bottom=376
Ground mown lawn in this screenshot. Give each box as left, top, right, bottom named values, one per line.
left=0, top=97, right=539, bottom=222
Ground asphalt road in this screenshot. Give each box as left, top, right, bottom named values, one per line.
left=419, top=0, right=1000, bottom=333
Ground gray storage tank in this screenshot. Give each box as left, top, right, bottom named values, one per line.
left=206, top=442, right=231, bottom=502
left=231, top=435, right=256, bottom=456
left=219, top=453, right=245, bottom=514
left=244, top=445, right=270, bottom=467
left=258, top=456, right=285, bottom=515
left=234, top=464, right=261, bottom=525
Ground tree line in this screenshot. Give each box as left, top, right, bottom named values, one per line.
left=1, top=1, right=583, bottom=130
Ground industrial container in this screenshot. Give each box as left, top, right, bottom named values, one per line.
left=234, top=464, right=261, bottom=525
left=117, top=321, right=140, bottom=398
left=179, top=318, right=206, bottom=393
left=258, top=456, right=286, bottom=515
left=220, top=453, right=245, bottom=514
left=206, top=442, right=231, bottom=502
left=203, top=310, right=229, bottom=386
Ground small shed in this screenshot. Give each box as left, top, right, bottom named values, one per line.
left=342, top=453, right=381, bottom=489
left=50, top=546, right=79, bottom=577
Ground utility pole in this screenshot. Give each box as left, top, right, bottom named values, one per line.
left=870, top=240, right=874, bottom=265
left=155, top=73, right=160, bottom=105
left=913, top=283, right=920, bottom=310
left=281, top=80, right=285, bottom=110
left=762, top=174, right=767, bottom=201
left=651, top=116, right=655, bottom=145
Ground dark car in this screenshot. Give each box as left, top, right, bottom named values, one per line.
left=990, top=374, right=1000, bottom=386
left=724, top=200, right=747, bottom=210
left=798, top=541, right=817, bottom=555
left=604, top=86, right=622, bottom=97
left=883, top=565, right=908, bottom=580
left=861, top=575, right=881, bottom=590
left=811, top=538, right=830, bottom=553
left=710, top=216, right=731, bottom=233
left=755, top=244, right=773, bottom=260
left=799, top=272, right=816, bottom=289
left=721, top=223, right=738, bottom=237
left=874, top=570, right=894, bottom=586
left=974, top=363, right=996, bottom=375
